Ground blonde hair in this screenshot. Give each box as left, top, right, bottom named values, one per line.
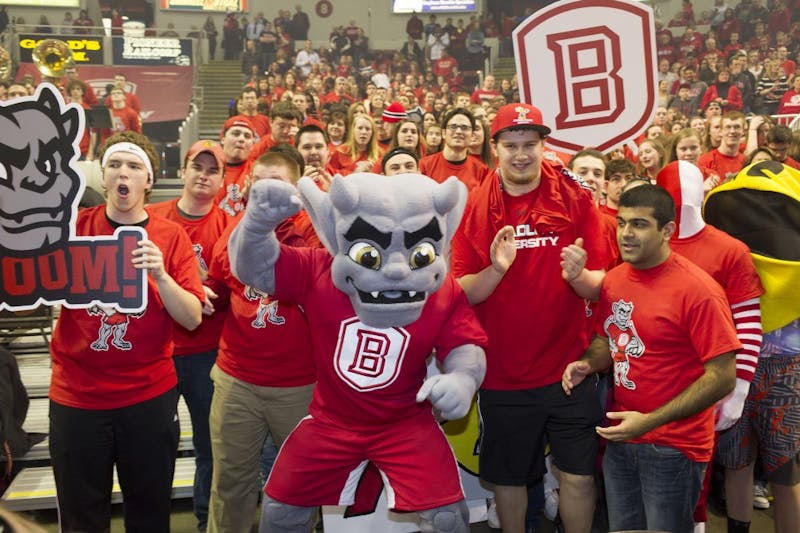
left=340, top=113, right=381, bottom=163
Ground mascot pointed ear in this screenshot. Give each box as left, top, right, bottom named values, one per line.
left=297, top=175, right=339, bottom=254
left=37, top=84, right=62, bottom=112
left=36, top=84, right=81, bottom=144
left=62, top=105, right=81, bottom=144
left=435, top=176, right=468, bottom=246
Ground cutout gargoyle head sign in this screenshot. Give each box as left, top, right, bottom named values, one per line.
left=298, top=172, right=467, bottom=328
left=0, top=84, right=146, bottom=313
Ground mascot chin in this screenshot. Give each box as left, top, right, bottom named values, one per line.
left=229, top=172, right=488, bottom=533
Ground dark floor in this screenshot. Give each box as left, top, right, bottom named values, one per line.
left=21, top=496, right=774, bottom=532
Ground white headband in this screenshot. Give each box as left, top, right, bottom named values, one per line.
left=101, top=142, right=154, bottom=180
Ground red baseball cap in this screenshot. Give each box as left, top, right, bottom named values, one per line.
left=220, top=115, right=254, bottom=138
left=185, top=139, right=226, bottom=170
left=490, top=103, right=551, bottom=140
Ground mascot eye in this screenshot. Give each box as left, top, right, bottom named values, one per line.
left=409, top=242, right=436, bottom=269
left=347, top=242, right=382, bottom=270
left=0, top=163, right=8, bottom=183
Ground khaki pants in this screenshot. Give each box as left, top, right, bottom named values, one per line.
left=207, top=364, right=314, bottom=533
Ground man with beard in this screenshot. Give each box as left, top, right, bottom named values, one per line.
left=294, top=124, right=335, bottom=190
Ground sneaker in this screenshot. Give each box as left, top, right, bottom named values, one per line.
left=542, top=457, right=560, bottom=521
left=543, top=487, right=559, bottom=522
left=753, top=482, right=770, bottom=509
left=487, top=497, right=501, bottom=529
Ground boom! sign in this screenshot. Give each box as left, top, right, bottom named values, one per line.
left=513, top=0, right=657, bottom=153
left=0, top=84, right=147, bottom=313
left=18, top=35, right=104, bottom=65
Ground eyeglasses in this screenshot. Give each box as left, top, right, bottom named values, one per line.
left=446, top=124, right=472, bottom=133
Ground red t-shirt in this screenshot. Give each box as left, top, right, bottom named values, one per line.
left=328, top=149, right=358, bottom=176
left=147, top=199, right=232, bottom=355
left=470, top=88, right=500, bottom=104
left=598, top=253, right=741, bottom=462
left=207, top=221, right=317, bottom=387
left=49, top=207, right=205, bottom=409
left=244, top=113, right=272, bottom=139
left=433, top=57, right=457, bottom=78
left=671, top=226, right=764, bottom=307
left=697, top=149, right=745, bottom=183
left=599, top=204, right=618, bottom=219
left=273, top=246, right=487, bottom=430
left=778, top=89, right=800, bottom=114
left=216, top=161, right=250, bottom=216
left=100, top=106, right=141, bottom=145
left=104, top=92, right=141, bottom=113
left=419, top=151, right=489, bottom=190
left=321, top=92, right=355, bottom=107
left=452, top=165, right=613, bottom=390
left=671, top=225, right=764, bottom=380
left=782, top=155, right=800, bottom=170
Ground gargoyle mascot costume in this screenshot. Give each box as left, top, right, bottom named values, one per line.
left=228, top=172, right=488, bottom=533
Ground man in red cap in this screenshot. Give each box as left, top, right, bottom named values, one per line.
left=451, top=103, right=613, bottom=533
left=147, top=140, right=232, bottom=532
left=216, top=103, right=304, bottom=216
left=418, top=107, right=488, bottom=190
left=216, top=115, right=256, bottom=216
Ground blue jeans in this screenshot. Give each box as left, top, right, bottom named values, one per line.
left=603, top=441, right=705, bottom=533
left=175, top=350, right=217, bottom=531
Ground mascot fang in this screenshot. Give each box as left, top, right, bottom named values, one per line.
left=229, top=172, right=487, bottom=533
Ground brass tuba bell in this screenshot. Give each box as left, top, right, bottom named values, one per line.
left=32, top=39, right=75, bottom=79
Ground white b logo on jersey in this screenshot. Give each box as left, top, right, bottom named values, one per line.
left=334, top=317, right=410, bottom=391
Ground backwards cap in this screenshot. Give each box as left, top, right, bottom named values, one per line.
left=220, top=115, right=254, bottom=139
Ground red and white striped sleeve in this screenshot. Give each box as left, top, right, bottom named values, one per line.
left=731, top=297, right=762, bottom=382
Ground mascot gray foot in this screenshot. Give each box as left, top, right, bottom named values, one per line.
left=259, top=497, right=315, bottom=533
left=418, top=500, right=469, bottom=533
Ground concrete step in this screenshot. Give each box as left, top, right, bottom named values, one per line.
left=15, top=353, right=51, bottom=398
left=1, top=456, right=196, bottom=511
left=11, top=397, right=196, bottom=463
left=0, top=308, right=53, bottom=356
left=196, top=60, right=241, bottom=137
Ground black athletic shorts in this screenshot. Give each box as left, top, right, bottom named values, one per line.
left=477, top=378, right=602, bottom=486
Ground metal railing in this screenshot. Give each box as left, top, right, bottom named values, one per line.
left=771, top=113, right=800, bottom=130
left=178, top=102, right=200, bottom=162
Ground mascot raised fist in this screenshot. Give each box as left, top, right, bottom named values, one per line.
left=229, top=173, right=487, bottom=533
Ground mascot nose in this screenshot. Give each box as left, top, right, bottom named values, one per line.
left=383, top=252, right=412, bottom=280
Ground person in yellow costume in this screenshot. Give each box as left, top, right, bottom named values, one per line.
left=705, top=160, right=800, bottom=533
